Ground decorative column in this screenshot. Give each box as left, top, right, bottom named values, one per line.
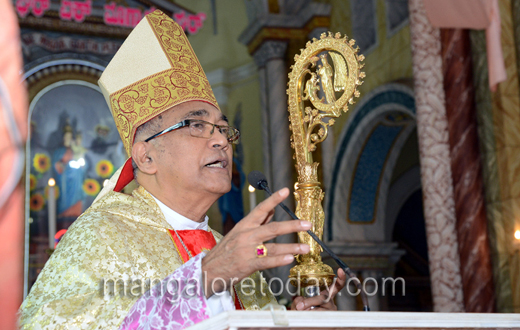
left=440, top=28, right=496, bottom=312
left=252, top=41, right=295, bottom=298
left=493, top=0, right=520, bottom=313
left=253, top=41, right=295, bottom=222
left=408, top=0, right=465, bottom=312
left=470, top=28, right=510, bottom=313
left=252, top=54, right=272, bottom=189
left=471, top=0, right=520, bottom=313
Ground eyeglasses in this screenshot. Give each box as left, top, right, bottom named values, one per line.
left=144, top=119, right=240, bottom=144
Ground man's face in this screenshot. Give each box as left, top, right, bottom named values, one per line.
left=149, top=101, right=233, bottom=198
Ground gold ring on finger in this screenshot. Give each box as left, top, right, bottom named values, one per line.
left=256, top=244, right=267, bottom=258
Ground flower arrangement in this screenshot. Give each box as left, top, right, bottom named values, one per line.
left=29, top=193, right=45, bottom=212
left=33, top=153, right=50, bottom=173
left=29, top=174, right=37, bottom=191
left=83, top=178, right=101, bottom=196
left=96, top=160, right=114, bottom=178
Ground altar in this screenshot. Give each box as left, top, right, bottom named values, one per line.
left=188, top=311, right=520, bottom=330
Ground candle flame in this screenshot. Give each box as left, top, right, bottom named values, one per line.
left=248, top=185, right=255, bottom=193
left=48, top=178, right=55, bottom=187
left=515, top=230, right=520, bottom=240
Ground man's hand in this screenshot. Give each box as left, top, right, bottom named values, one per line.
left=291, top=268, right=347, bottom=311
left=202, top=188, right=311, bottom=297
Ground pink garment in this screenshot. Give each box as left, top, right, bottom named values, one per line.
left=485, top=0, right=507, bottom=91
left=0, top=0, right=28, bottom=329
left=423, top=0, right=491, bottom=28
left=423, top=0, right=507, bottom=91
left=119, top=253, right=210, bottom=330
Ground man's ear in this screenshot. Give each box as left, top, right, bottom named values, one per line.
left=132, top=142, right=156, bottom=175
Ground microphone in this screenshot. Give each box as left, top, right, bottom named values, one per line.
left=247, top=170, right=268, bottom=191
left=248, top=171, right=299, bottom=220
left=247, top=170, right=370, bottom=312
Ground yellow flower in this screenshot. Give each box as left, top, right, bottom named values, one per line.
left=96, top=160, right=114, bottom=178
left=29, top=193, right=45, bottom=212
left=83, top=179, right=100, bottom=196
left=33, top=153, right=50, bottom=173
left=44, top=185, right=60, bottom=200
left=29, top=174, right=37, bottom=191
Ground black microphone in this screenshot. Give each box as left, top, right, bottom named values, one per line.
left=247, top=170, right=370, bottom=312
left=247, top=171, right=299, bottom=220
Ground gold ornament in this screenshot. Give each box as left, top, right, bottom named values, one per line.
left=287, top=32, right=365, bottom=289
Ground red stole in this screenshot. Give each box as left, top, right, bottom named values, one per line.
left=167, top=229, right=243, bottom=310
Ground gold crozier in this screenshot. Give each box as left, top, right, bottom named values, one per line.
left=287, top=32, right=365, bottom=289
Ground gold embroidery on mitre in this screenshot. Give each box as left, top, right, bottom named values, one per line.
left=109, top=10, right=219, bottom=156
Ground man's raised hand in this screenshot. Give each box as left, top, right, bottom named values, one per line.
left=201, top=187, right=310, bottom=297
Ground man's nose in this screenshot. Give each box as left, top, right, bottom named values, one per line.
left=209, top=127, right=229, bottom=149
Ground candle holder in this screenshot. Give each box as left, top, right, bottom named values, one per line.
left=47, top=178, right=57, bottom=250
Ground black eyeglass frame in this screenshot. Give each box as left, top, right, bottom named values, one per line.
left=144, top=119, right=240, bottom=144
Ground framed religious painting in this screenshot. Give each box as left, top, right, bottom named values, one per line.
left=24, top=60, right=126, bottom=294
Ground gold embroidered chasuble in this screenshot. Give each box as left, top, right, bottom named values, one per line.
left=19, top=186, right=277, bottom=329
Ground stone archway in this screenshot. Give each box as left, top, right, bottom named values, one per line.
left=326, top=83, right=416, bottom=243
left=324, top=83, right=418, bottom=310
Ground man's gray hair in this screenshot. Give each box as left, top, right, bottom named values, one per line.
left=132, top=114, right=164, bottom=180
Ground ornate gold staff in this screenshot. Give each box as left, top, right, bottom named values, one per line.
left=287, top=32, right=365, bottom=291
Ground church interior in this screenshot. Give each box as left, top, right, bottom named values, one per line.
left=1, top=0, right=520, bottom=328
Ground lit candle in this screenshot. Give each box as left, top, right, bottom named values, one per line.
left=515, top=230, right=520, bottom=240
left=248, top=185, right=256, bottom=210
left=48, top=178, right=56, bottom=249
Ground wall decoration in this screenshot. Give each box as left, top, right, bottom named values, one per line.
left=29, top=80, right=125, bottom=229
left=26, top=79, right=125, bottom=290
left=15, top=0, right=206, bottom=34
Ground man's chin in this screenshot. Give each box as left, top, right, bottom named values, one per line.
left=218, top=183, right=232, bottom=195
left=205, top=181, right=232, bottom=196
